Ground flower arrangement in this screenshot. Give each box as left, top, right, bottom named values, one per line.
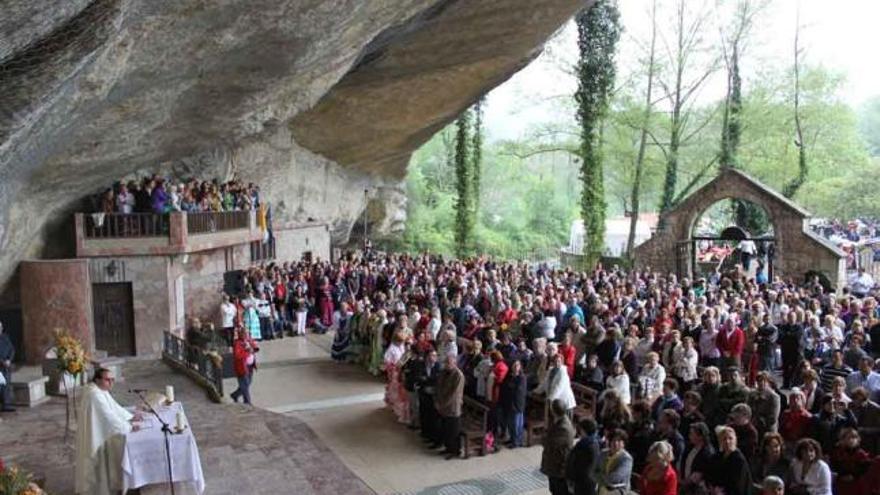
left=53, top=329, right=88, bottom=377
left=0, top=460, right=47, bottom=495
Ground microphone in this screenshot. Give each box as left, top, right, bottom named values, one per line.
left=128, top=388, right=150, bottom=393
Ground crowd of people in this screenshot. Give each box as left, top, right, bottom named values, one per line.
left=215, top=251, right=880, bottom=494
left=90, top=174, right=263, bottom=214
left=811, top=219, right=879, bottom=244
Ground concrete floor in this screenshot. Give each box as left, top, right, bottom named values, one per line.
left=248, top=333, right=549, bottom=495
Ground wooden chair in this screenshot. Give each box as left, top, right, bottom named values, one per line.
left=459, top=396, right=490, bottom=458
left=525, top=394, right=547, bottom=447
left=571, top=382, right=598, bottom=424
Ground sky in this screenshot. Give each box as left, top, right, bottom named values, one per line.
left=484, top=0, right=880, bottom=141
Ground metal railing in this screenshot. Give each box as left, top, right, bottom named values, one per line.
left=187, top=210, right=249, bottom=234
left=84, top=212, right=168, bottom=238
left=162, top=331, right=224, bottom=402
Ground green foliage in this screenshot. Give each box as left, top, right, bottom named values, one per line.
left=575, top=0, right=622, bottom=259
left=453, top=110, right=474, bottom=257
left=720, top=46, right=742, bottom=169
left=400, top=130, right=579, bottom=259
left=472, top=97, right=485, bottom=213
left=858, top=96, right=880, bottom=157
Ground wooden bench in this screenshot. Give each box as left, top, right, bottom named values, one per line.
left=460, top=396, right=490, bottom=458
left=571, top=382, right=598, bottom=425
left=525, top=394, right=547, bottom=447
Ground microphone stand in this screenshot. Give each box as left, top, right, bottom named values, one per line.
left=134, top=390, right=176, bottom=495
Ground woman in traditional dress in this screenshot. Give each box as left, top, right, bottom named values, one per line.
left=243, top=291, right=262, bottom=340
left=330, top=302, right=354, bottom=361
left=367, top=309, right=388, bottom=376
left=317, top=276, right=335, bottom=328
left=383, top=331, right=410, bottom=424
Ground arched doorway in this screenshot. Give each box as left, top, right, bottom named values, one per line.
left=689, top=198, right=776, bottom=281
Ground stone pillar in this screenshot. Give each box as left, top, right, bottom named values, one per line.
left=169, top=212, right=187, bottom=249
left=19, top=260, right=94, bottom=365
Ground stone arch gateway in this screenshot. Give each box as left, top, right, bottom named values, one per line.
left=633, top=168, right=846, bottom=289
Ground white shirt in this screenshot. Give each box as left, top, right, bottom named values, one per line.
left=256, top=299, right=272, bottom=318
left=605, top=373, right=631, bottom=405
left=639, top=364, right=666, bottom=402
left=851, top=272, right=875, bottom=294
left=790, top=459, right=832, bottom=495
left=427, top=317, right=442, bottom=341
left=539, top=366, right=577, bottom=410
left=75, top=383, right=134, bottom=495
left=738, top=240, right=757, bottom=255
left=220, top=302, right=237, bottom=328
left=673, top=346, right=699, bottom=382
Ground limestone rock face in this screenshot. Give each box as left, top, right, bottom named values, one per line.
left=0, top=0, right=586, bottom=303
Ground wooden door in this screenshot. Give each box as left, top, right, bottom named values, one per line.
left=92, top=283, right=135, bottom=356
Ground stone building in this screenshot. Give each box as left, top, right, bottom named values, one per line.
left=17, top=211, right=330, bottom=364
left=634, top=168, right=846, bottom=289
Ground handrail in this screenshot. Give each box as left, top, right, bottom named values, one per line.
left=84, top=212, right=168, bottom=238
left=161, top=331, right=225, bottom=403
left=187, top=210, right=249, bottom=234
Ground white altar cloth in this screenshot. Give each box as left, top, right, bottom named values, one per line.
left=121, top=402, right=205, bottom=494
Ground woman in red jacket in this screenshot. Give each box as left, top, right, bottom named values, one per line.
left=715, top=317, right=745, bottom=370
left=489, top=351, right=509, bottom=440
left=641, top=440, right=677, bottom=495
left=230, top=326, right=257, bottom=404
left=558, top=332, right=577, bottom=378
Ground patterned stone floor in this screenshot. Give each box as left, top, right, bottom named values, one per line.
left=0, top=359, right=373, bottom=495
left=390, top=467, right=548, bottom=495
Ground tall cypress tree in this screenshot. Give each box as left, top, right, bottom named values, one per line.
left=453, top=110, right=474, bottom=257
left=575, top=0, right=622, bottom=261
left=471, top=97, right=485, bottom=216
left=720, top=45, right=742, bottom=170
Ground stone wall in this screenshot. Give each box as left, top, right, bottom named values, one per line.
left=274, top=225, right=332, bottom=263
left=89, top=256, right=172, bottom=356
left=634, top=169, right=845, bottom=288
left=20, top=260, right=93, bottom=364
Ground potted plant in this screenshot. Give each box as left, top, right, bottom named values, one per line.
left=0, top=459, right=47, bottom=495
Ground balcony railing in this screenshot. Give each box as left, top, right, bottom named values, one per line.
left=187, top=210, right=250, bottom=234
left=84, top=213, right=168, bottom=238
left=162, top=331, right=225, bottom=403
left=76, top=210, right=261, bottom=257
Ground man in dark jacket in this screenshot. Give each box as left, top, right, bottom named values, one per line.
left=566, top=418, right=600, bottom=495
left=755, top=313, right=778, bottom=372
left=500, top=360, right=528, bottom=447
left=416, top=350, right=442, bottom=447
left=778, top=311, right=805, bottom=389
left=541, top=399, right=575, bottom=495
left=435, top=355, right=464, bottom=459
left=0, top=321, right=15, bottom=412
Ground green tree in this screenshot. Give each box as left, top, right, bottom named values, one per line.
left=719, top=0, right=768, bottom=233
left=783, top=12, right=808, bottom=198
left=471, top=97, right=485, bottom=215
left=575, top=0, right=622, bottom=260
left=656, top=0, right=720, bottom=214
left=453, top=110, right=474, bottom=257
left=858, top=96, right=880, bottom=157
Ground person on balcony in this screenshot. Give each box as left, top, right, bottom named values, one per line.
left=116, top=182, right=134, bottom=214
left=150, top=179, right=168, bottom=214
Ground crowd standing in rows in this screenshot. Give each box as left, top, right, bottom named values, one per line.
left=215, top=252, right=880, bottom=495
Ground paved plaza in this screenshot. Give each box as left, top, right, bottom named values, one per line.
left=2, top=332, right=548, bottom=494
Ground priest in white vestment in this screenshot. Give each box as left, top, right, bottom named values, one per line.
left=75, top=367, right=142, bottom=495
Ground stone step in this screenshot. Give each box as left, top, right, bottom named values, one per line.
left=11, top=375, right=50, bottom=407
